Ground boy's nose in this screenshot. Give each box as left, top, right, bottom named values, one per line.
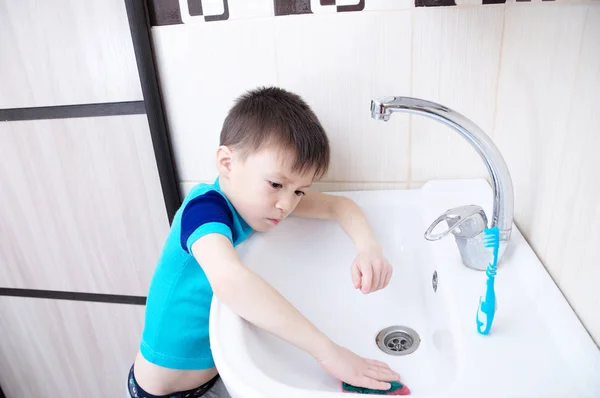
left=275, top=197, right=292, bottom=214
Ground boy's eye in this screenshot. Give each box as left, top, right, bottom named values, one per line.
left=295, top=190, right=305, bottom=196
left=269, top=181, right=283, bottom=189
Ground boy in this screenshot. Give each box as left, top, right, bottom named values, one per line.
left=128, top=87, right=401, bottom=398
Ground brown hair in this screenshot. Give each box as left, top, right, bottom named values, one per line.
left=219, top=86, right=330, bottom=179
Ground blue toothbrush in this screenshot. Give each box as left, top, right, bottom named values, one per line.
left=476, top=226, right=500, bottom=335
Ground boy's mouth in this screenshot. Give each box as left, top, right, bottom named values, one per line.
left=267, top=218, right=280, bottom=225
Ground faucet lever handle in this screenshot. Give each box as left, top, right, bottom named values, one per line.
left=424, top=205, right=488, bottom=241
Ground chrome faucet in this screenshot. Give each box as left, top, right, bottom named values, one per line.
left=370, top=96, right=514, bottom=270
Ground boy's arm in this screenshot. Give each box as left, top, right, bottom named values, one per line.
left=292, top=192, right=393, bottom=293
left=192, top=234, right=330, bottom=356
left=191, top=234, right=400, bottom=390
left=291, top=192, right=379, bottom=251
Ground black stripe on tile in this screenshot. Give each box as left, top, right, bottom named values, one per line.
left=0, top=101, right=145, bottom=122
left=125, top=0, right=182, bottom=224
left=274, top=0, right=312, bottom=15
left=483, top=0, right=506, bottom=3
left=415, top=0, right=456, bottom=6
left=0, top=287, right=146, bottom=305
left=188, top=0, right=204, bottom=16
left=204, top=0, right=230, bottom=22
left=147, top=0, right=183, bottom=26
left=321, top=0, right=336, bottom=5
left=338, top=0, right=364, bottom=12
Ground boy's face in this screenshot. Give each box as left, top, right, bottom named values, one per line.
left=218, top=146, right=315, bottom=232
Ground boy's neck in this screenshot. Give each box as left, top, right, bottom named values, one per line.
left=216, top=174, right=233, bottom=201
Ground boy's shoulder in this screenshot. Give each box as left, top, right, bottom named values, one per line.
left=177, top=178, right=236, bottom=223
left=176, top=177, right=252, bottom=247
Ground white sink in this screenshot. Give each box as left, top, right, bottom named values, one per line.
left=209, top=179, right=600, bottom=398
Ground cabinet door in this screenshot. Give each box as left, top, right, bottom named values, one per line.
left=0, top=115, right=170, bottom=296
left=0, top=0, right=142, bottom=108
left=0, top=297, right=145, bottom=398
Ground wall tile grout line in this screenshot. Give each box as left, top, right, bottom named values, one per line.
left=490, top=3, right=507, bottom=142
left=0, top=101, right=146, bottom=122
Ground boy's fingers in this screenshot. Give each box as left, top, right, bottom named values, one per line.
left=365, top=368, right=401, bottom=382
left=361, top=264, right=373, bottom=293
left=371, top=264, right=381, bottom=293
left=366, top=359, right=389, bottom=367
left=367, top=365, right=400, bottom=379
left=381, top=265, right=392, bottom=289
left=351, top=263, right=361, bottom=289
left=366, top=360, right=400, bottom=378
left=359, top=377, right=391, bottom=391
left=373, top=263, right=384, bottom=291
left=376, top=271, right=386, bottom=291
left=383, top=268, right=392, bottom=289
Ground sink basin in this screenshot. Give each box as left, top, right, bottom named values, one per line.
left=209, top=179, right=600, bottom=397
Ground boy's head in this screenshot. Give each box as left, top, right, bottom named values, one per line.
left=216, top=86, right=330, bottom=232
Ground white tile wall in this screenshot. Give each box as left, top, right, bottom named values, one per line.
left=363, top=0, right=413, bottom=11
left=312, top=181, right=409, bottom=192
left=411, top=5, right=505, bottom=180
left=179, top=181, right=206, bottom=199
left=227, top=0, right=274, bottom=19
left=275, top=11, right=412, bottom=182
left=494, top=3, right=588, bottom=263
left=151, top=19, right=278, bottom=181
left=543, top=3, right=600, bottom=345
left=493, top=2, right=599, bottom=345
left=0, top=0, right=142, bottom=108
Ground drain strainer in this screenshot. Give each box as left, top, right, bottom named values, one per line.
left=376, top=326, right=420, bottom=356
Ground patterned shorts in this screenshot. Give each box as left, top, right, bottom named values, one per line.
left=127, top=364, right=219, bottom=398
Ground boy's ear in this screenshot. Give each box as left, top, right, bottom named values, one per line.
left=216, top=145, right=233, bottom=176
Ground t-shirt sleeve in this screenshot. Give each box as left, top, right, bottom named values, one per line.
left=180, top=191, right=235, bottom=253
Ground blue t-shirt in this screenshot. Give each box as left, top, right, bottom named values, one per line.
left=140, top=177, right=253, bottom=370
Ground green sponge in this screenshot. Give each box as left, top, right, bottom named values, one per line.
left=341, top=381, right=411, bottom=395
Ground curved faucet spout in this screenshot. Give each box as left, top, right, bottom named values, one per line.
left=371, top=96, right=514, bottom=265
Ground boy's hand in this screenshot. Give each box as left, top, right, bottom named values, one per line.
left=291, top=192, right=393, bottom=294
left=317, top=342, right=401, bottom=391
left=351, top=247, right=393, bottom=294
